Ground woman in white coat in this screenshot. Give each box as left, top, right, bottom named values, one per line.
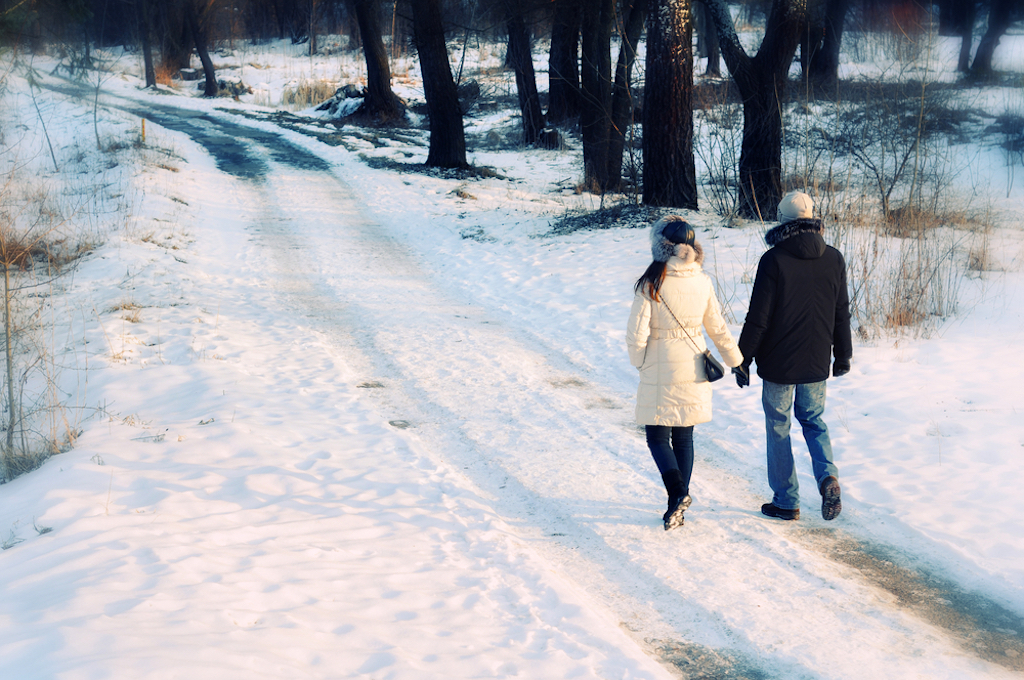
left=626, top=217, right=744, bottom=530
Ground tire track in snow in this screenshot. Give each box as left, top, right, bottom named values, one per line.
left=126, top=102, right=1024, bottom=679
left=245, top=169, right=785, bottom=679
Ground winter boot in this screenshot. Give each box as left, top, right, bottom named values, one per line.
left=761, top=503, right=799, bottom=520
left=664, top=494, right=692, bottom=530
left=661, top=470, right=691, bottom=530
left=819, top=476, right=842, bottom=521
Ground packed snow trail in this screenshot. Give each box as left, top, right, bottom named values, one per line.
left=144, top=104, right=1023, bottom=678
left=1, top=94, right=676, bottom=679
left=17, top=80, right=1023, bottom=678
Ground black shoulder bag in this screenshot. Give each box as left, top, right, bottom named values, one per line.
left=661, top=299, right=725, bottom=383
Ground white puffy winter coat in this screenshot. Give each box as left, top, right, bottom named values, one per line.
left=626, top=246, right=744, bottom=427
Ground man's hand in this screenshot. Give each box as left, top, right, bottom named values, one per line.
left=732, top=363, right=750, bottom=388
left=833, top=359, right=851, bottom=377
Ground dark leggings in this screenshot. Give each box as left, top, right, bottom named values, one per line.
left=645, top=425, right=694, bottom=490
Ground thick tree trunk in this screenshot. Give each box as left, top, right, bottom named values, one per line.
left=185, top=3, right=218, bottom=97
left=956, top=2, right=976, bottom=73
left=695, top=0, right=721, bottom=76
left=506, top=7, right=545, bottom=145
left=137, top=0, right=157, bottom=88
left=580, top=0, right=615, bottom=191
left=308, top=0, right=320, bottom=56
left=547, top=0, right=582, bottom=125
left=351, top=0, right=405, bottom=123
left=643, top=0, right=697, bottom=208
left=412, top=0, right=468, bottom=168
left=737, top=85, right=784, bottom=219
left=157, top=3, right=193, bottom=74
left=29, top=18, right=45, bottom=55
left=806, top=0, right=849, bottom=87
left=972, top=0, right=1012, bottom=76
left=606, top=0, right=646, bottom=187
left=937, top=0, right=959, bottom=35
left=705, top=0, right=806, bottom=219
left=936, top=0, right=976, bottom=72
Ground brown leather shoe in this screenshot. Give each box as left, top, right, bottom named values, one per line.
left=819, top=476, right=842, bottom=521
left=761, top=503, right=799, bottom=520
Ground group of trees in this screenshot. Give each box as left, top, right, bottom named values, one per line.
left=3, top=0, right=1023, bottom=219
left=934, top=0, right=1022, bottom=74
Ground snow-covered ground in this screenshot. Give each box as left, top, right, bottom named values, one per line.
left=1, top=29, right=1024, bottom=679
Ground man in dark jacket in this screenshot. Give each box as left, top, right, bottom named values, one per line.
left=734, top=191, right=852, bottom=521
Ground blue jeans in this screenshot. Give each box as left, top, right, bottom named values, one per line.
left=762, top=381, right=838, bottom=510
left=645, top=425, right=694, bottom=493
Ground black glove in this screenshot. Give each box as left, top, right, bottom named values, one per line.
left=732, top=363, right=750, bottom=388
left=833, top=359, right=851, bottom=377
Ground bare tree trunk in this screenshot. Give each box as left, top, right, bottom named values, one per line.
left=806, top=0, right=849, bottom=87
left=506, top=3, right=545, bottom=145
left=547, top=0, right=582, bottom=124
left=972, top=0, right=1012, bottom=76
left=607, top=0, right=646, bottom=190
left=185, top=2, right=218, bottom=97
left=705, top=0, right=807, bottom=219
left=956, top=1, right=977, bottom=73
left=309, top=0, right=320, bottom=56
left=695, top=0, right=721, bottom=76
left=157, top=3, right=192, bottom=74
left=938, top=0, right=960, bottom=34
left=412, top=0, right=468, bottom=168
left=29, top=18, right=45, bottom=55
left=351, top=0, right=405, bottom=123
left=936, top=0, right=978, bottom=71
left=643, top=0, right=697, bottom=208
left=580, top=0, right=615, bottom=191
left=137, top=0, right=157, bottom=88
left=738, top=86, right=784, bottom=218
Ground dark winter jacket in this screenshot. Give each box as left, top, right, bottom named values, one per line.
left=738, top=218, right=853, bottom=385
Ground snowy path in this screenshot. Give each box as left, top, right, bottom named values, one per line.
left=4, top=80, right=1023, bottom=679
left=166, top=109, right=1023, bottom=678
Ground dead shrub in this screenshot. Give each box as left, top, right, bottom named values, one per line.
left=693, top=82, right=741, bottom=216
left=968, top=246, right=993, bottom=272
left=884, top=259, right=929, bottom=328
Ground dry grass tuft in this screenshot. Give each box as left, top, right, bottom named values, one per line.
left=0, top=226, right=50, bottom=270
left=452, top=185, right=476, bottom=200
left=282, top=79, right=339, bottom=110
left=154, top=63, right=177, bottom=87
left=883, top=205, right=947, bottom=238
left=109, top=298, right=142, bottom=313
left=0, top=226, right=92, bottom=272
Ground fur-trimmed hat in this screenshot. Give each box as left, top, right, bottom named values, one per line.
left=777, top=191, right=814, bottom=222
left=651, top=216, right=699, bottom=263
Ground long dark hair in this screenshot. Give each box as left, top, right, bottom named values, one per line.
left=635, top=218, right=695, bottom=301
left=634, top=261, right=668, bottom=301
